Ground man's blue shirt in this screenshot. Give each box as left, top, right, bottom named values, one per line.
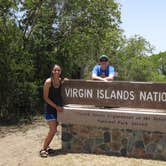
left=92, top=65, right=115, bottom=77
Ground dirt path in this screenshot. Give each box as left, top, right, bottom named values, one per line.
left=0, top=120, right=166, bottom=166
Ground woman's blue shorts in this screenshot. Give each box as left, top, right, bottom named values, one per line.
left=44, top=113, right=57, bottom=121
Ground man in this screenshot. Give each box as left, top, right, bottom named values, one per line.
left=92, top=54, right=115, bottom=81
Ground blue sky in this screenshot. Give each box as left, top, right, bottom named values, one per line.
left=118, top=0, right=166, bottom=54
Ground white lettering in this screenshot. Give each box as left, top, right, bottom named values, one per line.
left=117, top=90, right=123, bottom=100
left=130, top=91, right=135, bottom=100
left=65, top=88, right=71, bottom=97
left=105, top=90, right=110, bottom=99
left=140, top=91, right=147, bottom=101
left=146, top=92, right=153, bottom=101
left=86, top=89, right=93, bottom=98
left=110, top=90, right=116, bottom=99
left=162, top=92, right=166, bottom=102
left=73, top=88, right=78, bottom=98
left=66, top=88, right=165, bottom=103
left=96, top=89, right=100, bottom=98
left=65, top=88, right=93, bottom=98
left=153, top=92, right=158, bottom=101
left=78, top=89, right=84, bottom=98
left=140, top=91, right=166, bottom=102
left=123, top=90, right=129, bottom=100
left=99, top=89, right=105, bottom=99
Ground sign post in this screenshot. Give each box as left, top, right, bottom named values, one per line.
left=62, top=80, right=166, bottom=109
left=59, top=80, right=166, bottom=160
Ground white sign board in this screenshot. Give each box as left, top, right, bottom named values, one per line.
left=58, top=105, right=166, bottom=132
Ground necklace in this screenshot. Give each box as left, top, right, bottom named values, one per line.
left=52, top=78, right=60, bottom=88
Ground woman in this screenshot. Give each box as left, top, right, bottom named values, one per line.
left=40, top=64, right=64, bottom=157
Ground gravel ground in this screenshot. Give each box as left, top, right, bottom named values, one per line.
left=0, top=120, right=166, bottom=166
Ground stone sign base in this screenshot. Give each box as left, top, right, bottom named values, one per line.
left=61, top=124, right=166, bottom=160
left=58, top=105, right=166, bottom=160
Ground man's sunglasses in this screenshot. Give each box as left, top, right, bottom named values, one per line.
left=100, top=59, right=108, bottom=62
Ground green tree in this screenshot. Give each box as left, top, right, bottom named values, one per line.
left=126, top=56, right=155, bottom=81
left=2, top=0, right=165, bottom=124
left=55, top=0, right=122, bottom=78
left=0, top=0, right=37, bottom=123
left=116, top=35, right=154, bottom=81
left=149, top=52, right=166, bottom=82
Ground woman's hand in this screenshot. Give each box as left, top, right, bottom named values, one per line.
left=56, top=106, right=64, bottom=112
left=64, top=77, right=69, bottom=80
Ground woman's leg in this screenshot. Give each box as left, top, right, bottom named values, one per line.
left=42, top=120, right=57, bottom=150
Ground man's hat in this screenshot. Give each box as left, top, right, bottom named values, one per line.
left=99, top=54, right=109, bottom=61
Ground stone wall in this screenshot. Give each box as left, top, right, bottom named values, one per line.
left=62, top=124, right=166, bottom=160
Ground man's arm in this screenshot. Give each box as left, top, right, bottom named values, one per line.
left=104, top=75, right=114, bottom=81
left=92, top=73, right=107, bottom=81
left=91, top=65, right=106, bottom=81
left=104, top=66, right=115, bottom=81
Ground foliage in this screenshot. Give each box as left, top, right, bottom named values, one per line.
left=116, top=35, right=153, bottom=81
left=54, top=0, right=122, bottom=78
left=0, top=0, right=37, bottom=123
left=149, top=52, right=166, bottom=82
left=0, top=0, right=165, bottom=123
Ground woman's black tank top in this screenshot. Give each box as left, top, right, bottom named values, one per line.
left=45, top=81, right=63, bottom=114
